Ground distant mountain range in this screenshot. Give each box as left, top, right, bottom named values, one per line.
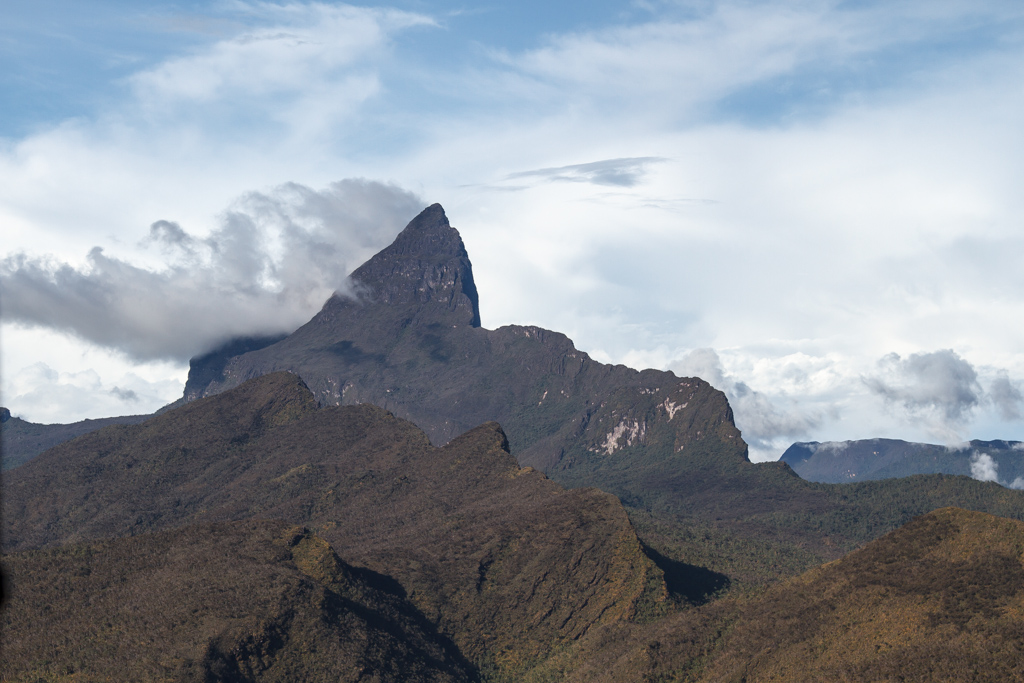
left=782, top=438, right=1024, bottom=485
left=0, top=406, right=148, bottom=471
left=5, top=203, right=1024, bottom=680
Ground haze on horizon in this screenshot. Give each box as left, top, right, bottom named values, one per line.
left=2, top=0, right=1023, bottom=461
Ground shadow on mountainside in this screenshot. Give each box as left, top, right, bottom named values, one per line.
left=643, top=544, right=730, bottom=606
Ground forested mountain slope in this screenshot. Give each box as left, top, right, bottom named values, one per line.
left=2, top=520, right=474, bottom=682
left=2, top=372, right=666, bottom=681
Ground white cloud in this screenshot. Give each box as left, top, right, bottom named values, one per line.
left=989, top=372, right=1024, bottom=421
left=864, top=350, right=982, bottom=430
left=130, top=4, right=432, bottom=105
left=968, top=450, right=1024, bottom=490
left=969, top=451, right=999, bottom=483
left=670, top=348, right=822, bottom=461
left=1, top=179, right=423, bottom=361
left=1, top=355, right=184, bottom=424
left=492, top=0, right=1022, bottom=122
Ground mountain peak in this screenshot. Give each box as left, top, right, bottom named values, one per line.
left=346, top=203, right=481, bottom=326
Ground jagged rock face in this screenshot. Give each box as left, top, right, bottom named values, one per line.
left=340, top=202, right=481, bottom=327
left=184, top=204, right=747, bottom=488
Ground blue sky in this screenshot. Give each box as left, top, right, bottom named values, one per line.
left=2, top=0, right=1023, bottom=460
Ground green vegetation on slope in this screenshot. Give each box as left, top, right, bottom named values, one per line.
left=627, top=457, right=1024, bottom=588
left=2, top=519, right=473, bottom=683
left=519, top=508, right=1024, bottom=682
left=699, top=507, right=1024, bottom=682
left=2, top=372, right=667, bottom=682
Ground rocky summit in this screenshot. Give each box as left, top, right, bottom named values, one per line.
left=174, top=204, right=1024, bottom=587
left=182, top=203, right=745, bottom=481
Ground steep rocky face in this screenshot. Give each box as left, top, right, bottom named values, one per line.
left=341, top=202, right=481, bottom=327
left=182, top=203, right=747, bottom=484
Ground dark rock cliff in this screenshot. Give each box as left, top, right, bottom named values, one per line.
left=182, top=204, right=747, bottom=487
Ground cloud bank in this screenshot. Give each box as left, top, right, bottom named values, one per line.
left=863, top=350, right=1022, bottom=441
left=865, top=350, right=981, bottom=424
left=1, top=179, right=422, bottom=361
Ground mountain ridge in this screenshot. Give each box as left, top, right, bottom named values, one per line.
left=162, top=203, right=1024, bottom=587
left=782, top=437, right=1024, bottom=484
left=0, top=407, right=150, bottom=471
left=2, top=371, right=670, bottom=680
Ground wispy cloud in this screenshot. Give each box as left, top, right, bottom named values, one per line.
left=130, top=4, right=434, bottom=105
left=495, top=0, right=1024, bottom=123
left=504, top=157, right=667, bottom=187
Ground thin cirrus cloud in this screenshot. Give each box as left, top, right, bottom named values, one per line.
left=504, top=157, right=668, bottom=188
left=129, top=4, right=434, bottom=105
left=121, top=3, right=436, bottom=144
left=495, top=0, right=1022, bottom=119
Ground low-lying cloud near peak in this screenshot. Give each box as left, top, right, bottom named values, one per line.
left=671, top=348, right=821, bottom=459
left=864, top=349, right=1022, bottom=440
left=0, top=179, right=423, bottom=362
left=969, top=452, right=1024, bottom=490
